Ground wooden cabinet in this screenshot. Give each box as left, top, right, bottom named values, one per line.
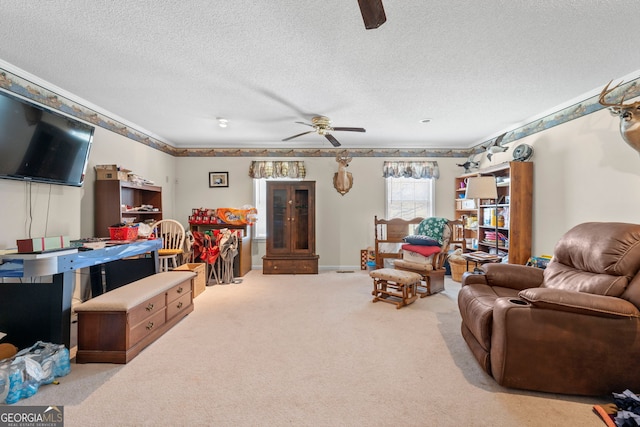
left=455, top=162, right=532, bottom=265
left=262, top=181, right=319, bottom=274
left=95, top=180, right=162, bottom=237
left=190, top=223, right=252, bottom=277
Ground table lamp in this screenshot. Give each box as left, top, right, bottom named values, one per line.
left=464, top=176, right=500, bottom=258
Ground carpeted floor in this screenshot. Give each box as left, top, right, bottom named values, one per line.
left=13, top=270, right=606, bottom=426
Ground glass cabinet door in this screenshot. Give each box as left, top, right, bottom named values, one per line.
left=267, top=184, right=290, bottom=254
left=292, top=188, right=310, bottom=252
left=265, top=181, right=316, bottom=257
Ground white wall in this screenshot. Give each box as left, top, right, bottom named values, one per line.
left=0, top=127, right=175, bottom=250
left=472, top=105, right=640, bottom=256
left=80, top=128, right=176, bottom=239
left=0, top=177, right=83, bottom=249
left=175, top=156, right=460, bottom=270
left=2, top=102, right=638, bottom=269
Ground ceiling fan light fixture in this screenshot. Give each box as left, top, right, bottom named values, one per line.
left=282, top=115, right=366, bottom=147
left=217, top=118, right=229, bottom=128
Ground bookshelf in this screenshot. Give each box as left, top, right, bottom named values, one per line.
left=454, top=161, right=533, bottom=264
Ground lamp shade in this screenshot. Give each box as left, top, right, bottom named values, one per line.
left=465, top=176, right=497, bottom=200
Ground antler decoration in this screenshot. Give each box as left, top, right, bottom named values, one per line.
left=333, top=150, right=353, bottom=196
left=598, top=80, right=640, bottom=154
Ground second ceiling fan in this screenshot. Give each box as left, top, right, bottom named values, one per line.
left=282, top=116, right=366, bottom=147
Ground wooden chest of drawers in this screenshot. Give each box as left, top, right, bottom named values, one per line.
left=75, top=272, right=195, bottom=364
left=262, top=256, right=319, bottom=274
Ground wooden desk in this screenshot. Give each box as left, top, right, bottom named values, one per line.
left=190, top=223, right=252, bottom=277
left=0, top=239, right=161, bottom=349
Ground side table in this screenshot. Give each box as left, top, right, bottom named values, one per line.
left=461, top=251, right=502, bottom=273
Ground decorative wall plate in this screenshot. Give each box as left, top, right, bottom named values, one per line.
left=512, top=144, right=533, bottom=161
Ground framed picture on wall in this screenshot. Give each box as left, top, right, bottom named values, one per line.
left=209, top=172, right=229, bottom=188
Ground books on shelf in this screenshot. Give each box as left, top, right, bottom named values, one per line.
left=484, top=231, right=507, bottom=241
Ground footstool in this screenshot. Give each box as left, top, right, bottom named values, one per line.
left=369, top=268, right=422, bottom=309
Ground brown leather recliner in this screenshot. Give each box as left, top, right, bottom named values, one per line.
left=458, top=222, right=640, bottom=396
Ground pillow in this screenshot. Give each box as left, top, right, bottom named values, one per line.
left=403, top=235, right=441, bottom=246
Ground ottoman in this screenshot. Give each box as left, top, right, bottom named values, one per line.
left=369, top=268, right=422, bottom=309
left=393, top=259, right=445, bottom=297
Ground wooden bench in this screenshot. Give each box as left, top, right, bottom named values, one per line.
left=75, top=271, right=195, bottom=364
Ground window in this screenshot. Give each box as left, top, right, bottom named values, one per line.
left=385, top=177, right=435, bottom=219
left=253, top=178, right=301, bottom=240
left=249, top=161, right=306, bottom=240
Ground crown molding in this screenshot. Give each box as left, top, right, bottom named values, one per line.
left=3, top=65, right=638, bottom=159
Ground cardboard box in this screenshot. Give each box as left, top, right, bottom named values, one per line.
left=95, top=164, right=130, bottom=181
left=172, top=263, right=206, bottom=298
left=17, top=236, right=71, bottom=253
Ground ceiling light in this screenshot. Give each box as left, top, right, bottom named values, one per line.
left=217, top=118, right=228, bottom=128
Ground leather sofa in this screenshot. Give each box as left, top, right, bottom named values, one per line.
left=458, top=222, right=640, bottom=396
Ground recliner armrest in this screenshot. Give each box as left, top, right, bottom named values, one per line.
left=519, top=287, right=640, bottom=319
left=467, top=263, right=544, bottom=291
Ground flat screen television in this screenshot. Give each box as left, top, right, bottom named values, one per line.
left=0, top=89, right=94, bottom=187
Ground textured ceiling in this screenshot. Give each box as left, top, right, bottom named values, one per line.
left=0, top=1, right=639, bottom=151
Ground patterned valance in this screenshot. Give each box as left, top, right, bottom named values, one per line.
left=248, top=161, right=306, bottom=179
left=382, top=161, right=439, bottom=179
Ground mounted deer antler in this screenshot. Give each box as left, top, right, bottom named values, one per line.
left=599, top=80, right=640, bottom=154
left=333, top=150, right=353, bottom=196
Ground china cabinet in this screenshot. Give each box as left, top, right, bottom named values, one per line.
left=262, top=181, right=318, bottom=274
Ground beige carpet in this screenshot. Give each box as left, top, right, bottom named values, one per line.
left=13, top=270, right=606, bottom=426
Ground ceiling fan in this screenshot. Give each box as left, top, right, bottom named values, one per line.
left=282, top=116, right=366, bottom=147
left=358, top=0, right=386, bottom=29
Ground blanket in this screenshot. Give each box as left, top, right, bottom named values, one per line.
left=415, top=217, right=449, bottom=245
left=401, top=244, right=441, bottom=257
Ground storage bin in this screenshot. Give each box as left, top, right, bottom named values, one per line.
left=449, top=258, right=473, bottom=282
left=172, top=263, right=206, bottom=297
left=108, top=226, right=139, bottom=241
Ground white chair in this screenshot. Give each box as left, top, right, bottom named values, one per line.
left=151, top=219, right=185, bottom=272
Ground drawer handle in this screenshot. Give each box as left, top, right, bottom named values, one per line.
left=176, top=301, right=183, bottom=309
left=146, top=321, right=154, bottom=330
left=146, top=303, right=154, bottom=311
left=177, top=287, right=183, bottom=293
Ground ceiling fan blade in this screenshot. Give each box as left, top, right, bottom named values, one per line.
left=295, top=121, right=315, bottom=128
left=325, top=134, right=341, bottom=147
left=332, top=127, right=366, bottom=133
left=358, top=0, right=386, bottom=30
left=282, top=131, right=314, bottom=142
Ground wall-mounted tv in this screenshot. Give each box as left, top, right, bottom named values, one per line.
left=0, top=89, right=94, bottom=187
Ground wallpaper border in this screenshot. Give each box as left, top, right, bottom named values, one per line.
left=1, top=67, right=638, bottom=158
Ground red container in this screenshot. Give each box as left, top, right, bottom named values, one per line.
left=108, top=226, right=139, bottom=241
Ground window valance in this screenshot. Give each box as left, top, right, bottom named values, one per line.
left=382, top=161, right=439, bottom=179
left=248, top=161, right=306, bottom=179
